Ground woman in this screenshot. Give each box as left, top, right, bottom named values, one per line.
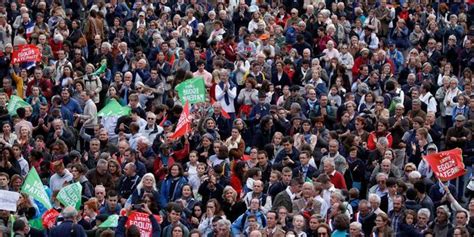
left=221, top=186, right=247, bottom=222
left=105, top=85, right=126, bottom=105
left=358, top=91, right=376, bottom=113
left=271, top=61, right=291, bottom=93
left=332, top=214, right=350, bottom=237
left=0, top=122, right=17, bottom=148
left=17, top=193, right=36, bottom=219
left=131, top=173, right=160, bottom=207
left=229, top=161, right=247, bottom=199
left=108, top=159, right=122, bottom=190
left=224, top=128, right=245, bottom=158
left=372, top=212, right=395, bottom=237
left=349, top=222, right=364, bottom=237
left=188, top=203, right=203, bottom=230
left=55, top=65, right=74, bottom=92
left=0, top=147, right=20, bottom=177
left=159, top=164, right=188, bottom=208
left=79, top=199, right=98, bottom=230
left=367, top=119, right=393, bottom=151
left=9, top=174, right=23, bottom=192
left=236, top=79, right=258, bottom=120
left=233, top=118, right=252, bottom=147
left=196, top=134, right=214, bottom=163
left=293, top=120, right=317, bottom=151
left=316, top=223, right=332, bottom=237
left=83, top=63, right=102, bottom=104
left=198, top=198, right=224, bottom=236
left=176, top=184, right=197, bottom=218
left=443, top=77, right=462, bottom=128
left=70, top=163, right=94, bottom=199
left=171, top=225, right=185, bottom=237
left=452, top=226, right=471, bottom=237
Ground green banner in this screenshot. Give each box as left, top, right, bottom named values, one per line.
left=29, top=218, right=44, bottom=230
left=99, top=214, right=119, bottom=228
left=98, top=99, right=131, bottom=117
left=57, top=182, right=82, bottom=210
left=175, top=77, right=206, bottom=104
left=21, top=168, right=52, bottom=209
left=7, top=95, right=31, bottom=116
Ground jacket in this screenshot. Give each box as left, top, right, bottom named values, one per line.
left=158, top=176, right=188, bottom=208
left=231, top=210, right=267, bottom=236
left=50, top=220, right=87, bottom=237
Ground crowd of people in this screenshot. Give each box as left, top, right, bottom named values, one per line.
left=0, top=0, right=473, bottom=237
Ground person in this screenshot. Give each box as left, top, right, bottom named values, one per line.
left=50, top=206, right=87, bottom=237
left=159, top=164, right=188, bottom=208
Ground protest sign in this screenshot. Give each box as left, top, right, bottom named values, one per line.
left=175, top=77, right=206, bottom=104
left=423, top=148, right=465, bottom=181
left=0, top=190, right=20, bottom=212
left=21, top=167, right=52, bottom=209
left=11, top=44, right=42, bottom=64
left=125, top=211, right=161, bottom=237
left=57, top=182, right=82, bottom=210
left=99, top=214, right=119, bottom=228
left=169, top=100, right=191, bottom=139
left=42, top=209, right=60, bottom=229
left=98, top=99, right=131, bottom=117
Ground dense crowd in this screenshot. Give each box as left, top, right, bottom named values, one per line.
left=0, top=0, right=474, bottom=237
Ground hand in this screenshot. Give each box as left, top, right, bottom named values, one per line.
left=450, top=137, right=457, bottom=142
left=142, top=204, right=152, bottom=214
left=38, top=118, right=44, bottom=125
left=411, top=142, right=416, bottom=151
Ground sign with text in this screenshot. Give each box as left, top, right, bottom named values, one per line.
left=424, top=148, right=465, bottom=181
left=21, top=167, right=52, bottom=209
left=175, top=77, right=206, bottom=104
left=125, top=211, right=161, bottom=237
left=0, top=190, right=20, bottom=211
left=42, top=208, right=60, bottom=229
left=57, top=182, right=82, bottom=210
left=12, top=44, right=42, bottom=64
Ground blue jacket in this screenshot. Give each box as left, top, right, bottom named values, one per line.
left=50, top=220, right=87, bottom=237
left=231, top=210, right=267, bottom=235
left=159, top=176, right=188, bottom=208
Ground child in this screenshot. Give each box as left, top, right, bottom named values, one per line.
left=328, top=85, right=342, bottom=107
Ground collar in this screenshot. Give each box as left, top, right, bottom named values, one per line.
left=285, top=186, right=295, bottom=200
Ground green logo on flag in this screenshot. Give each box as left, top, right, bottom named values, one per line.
left=7, top=95, right=31, bottom=116
left=57, top=182, right=82, bottom=210
left=21, top=168, right=52, bottom=210
left=175, top=77, right=206, bottom=104
left=99, top=214, right=119, bottom=228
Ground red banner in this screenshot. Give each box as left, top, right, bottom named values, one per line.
left=169, top=100, right=191, bottom=139
left=125, top=211, right=162, bottom=237
left=423, top=148, right=465, bottom=181
left=42, top=208, right=60, bottom=229
left=12, top=44, right=42, bottom=64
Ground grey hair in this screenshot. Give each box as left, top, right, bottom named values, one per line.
left=418, top=208, right=431, bottom=219
left=101, top=42, right=112, bottom=50
left=350, top=222, right=362, bottom=231
left=368, top=193, right=381, bottom=204
left=97, top=159, right=108, bottom=167
left=62, top=206, right=78, bottom=219
left=377, top=137, right=389, bottom=146
left=408, top=170, right=421, bottom=179
left=323, top=158, right=336, bottom=168
left=137, top=136, right=151, bottom=147
left=217, top=219, right=231, bottom=228
left=376, top=172, right=388, bottom=180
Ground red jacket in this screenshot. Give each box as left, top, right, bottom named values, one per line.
left=229, top=174, right=243, bottom=199
left=329, top=171, right=347, bottom=190
left=367, top=131, right=393, bottom=151
left=26, top=78, right=53, bottom=99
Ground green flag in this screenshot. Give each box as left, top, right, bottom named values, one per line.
left=98, top=99, right=131, bottom=117
left=99, top=214, right=119, bottom=228
left=175, top=77, right=206, bottom=104
left=28, top=218, right=44, bottom=230
left=57, top=182, right=82, bottom=210
left=7, top=95, right=31, bottom=116
left=92, top=59, right=107, bottom=76
left=9, top=214, right=15, bottom=237
left=21, top=168, right=52, bottom=209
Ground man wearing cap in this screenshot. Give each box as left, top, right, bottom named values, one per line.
left=249, top=91, right=271, bottom=123
left=283, top=85, right=305, bottom=111
left=256, top=33, right=275, bottom=58
left=446, top=114, right=471, bottom=150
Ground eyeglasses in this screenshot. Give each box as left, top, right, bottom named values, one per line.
left=147, top=117, right=155, bottom=120
left=376, top=101, right=384, bottom=104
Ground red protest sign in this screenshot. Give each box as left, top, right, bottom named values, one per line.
left=42, top=208, right=60, bottom=229
left=125, top=211, right=162, bottom=237
left=12, top=44, right=42, bottom=64
left=423, top=148, right=465, bottom=181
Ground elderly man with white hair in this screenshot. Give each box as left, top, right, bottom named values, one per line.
left=139, top=112, right=163, bottom=143
left=50, top=206, right=87, bottom=237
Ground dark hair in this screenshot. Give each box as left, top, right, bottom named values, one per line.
left=13, top=219, right=27, bottom=232
left=414, top=181, right=427, bottom=194
left=107, top=190, right=118, bottom=198
left=333, top=214, right=350, bottom=231
left=16, top=107, right=26, bottom=119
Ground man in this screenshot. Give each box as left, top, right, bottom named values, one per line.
left=319, top=140, right=347, bottom=174
left=99, top=190, right=122, bottom=215
left=293, top=151, right=319, bottom=181
left=369, top=173, right=389, bottom=197
left=121, top=148, right=146, bottom=177
left=292, top=182, right=321, bottom=216
left=26, top=67, right=53, bottom=99
left=139, top=112, right=163, bottom=144
left=448, top=210, right=474, bottom=236
left=274, top=136, right=300, bottom=167
left=354, top=200, right=376, bottom=236
left=268, top=167, right=292, bottom=200
left=46, top=119, right=75, bottom=148
left=272, top=178, right=303, bottom=213
left=53, top=49, right=72, bottom=82
left=86, top=159, right=113, bottom=190
left=380, top=178, right=398, bottom=213
left=323, top=159, right=347, bottom=190
left=419, top=82, right=437, bottom=114
left=161, top=203, right=190, bottom=236
left=388, top=195, right=405, bottom=234
left=14, top=107, right=33, bottom=136
left=49, top=160, right=73, bottom=192
left=232, top=198, right=267, bottom=235
left=256, top=150, right=272, bottom=182
left=50, top=206, right=87, bottom=237
left=0, top=172, right=9, bottom=190
left=215, top=68, right=237, bottom=116
left=12, top=218, right=30, bottom=237
left=95, top=185, right=106, bottom=207
left=216, top=219, right=232, bottom=237
left=446, top=114, right=471, bottom=150
left=261, top=211, right=285, bottom=237
left=75, top=90, right=97, bottom=136
left=243, top=180, right=272, bottom=213
left=117, top=163, right=140, bottom=204
left=414, top=181, right=435, bottom=216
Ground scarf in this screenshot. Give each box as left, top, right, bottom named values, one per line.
left=218, top=81, right=235, bottom=105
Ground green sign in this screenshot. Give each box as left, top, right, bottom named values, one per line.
left=21, top=168, right=52, bottom=209
left=99, top=214, right=119, bottom=228
left=7, top=95, right=31, bottom=116
left=98, top=99, right=131, bottom=117
left=175, top=77, right=206, bottom=104
left=57, top=182, right=82, bottom=210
